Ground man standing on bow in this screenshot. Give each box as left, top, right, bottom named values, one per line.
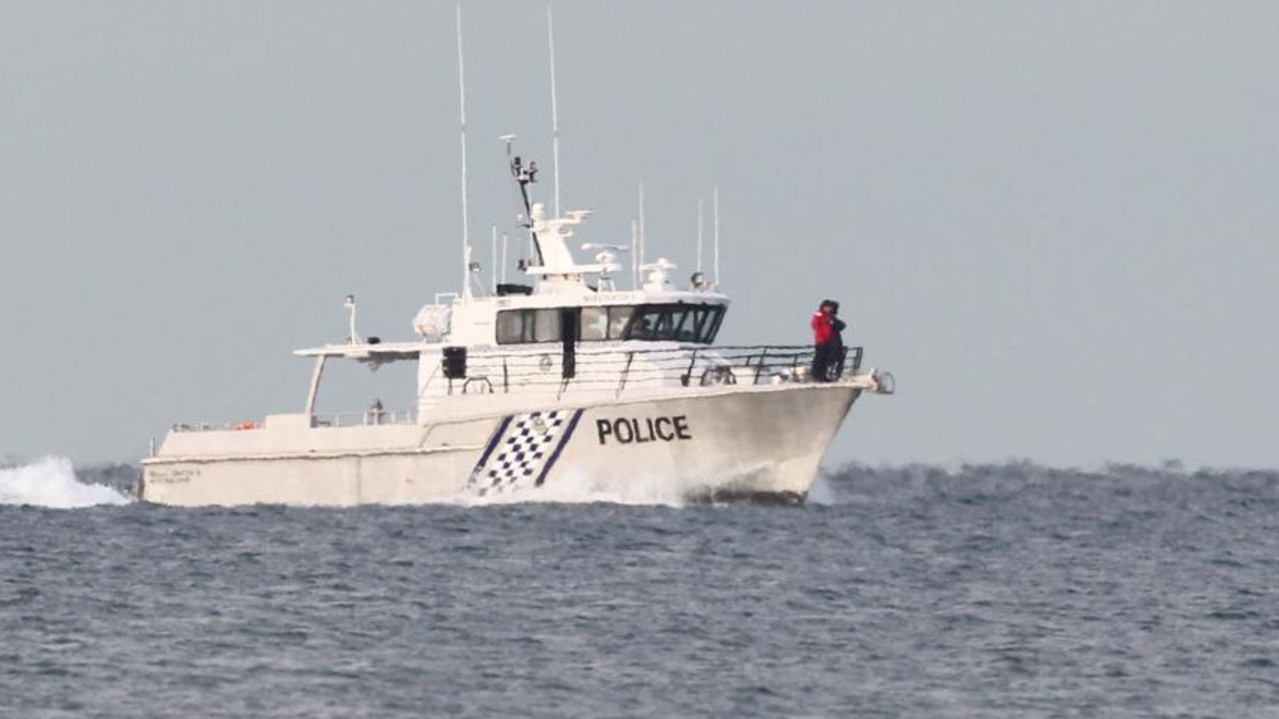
left=811, top=299, right=846, bottom=382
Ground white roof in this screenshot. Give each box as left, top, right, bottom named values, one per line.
left=293, top=341, right=423, bottom=361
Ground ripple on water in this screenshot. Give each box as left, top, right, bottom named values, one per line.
left=1, top=464, right=1279, bottom=717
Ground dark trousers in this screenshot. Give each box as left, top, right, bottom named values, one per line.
left=812, top=342, right=839, bottom=382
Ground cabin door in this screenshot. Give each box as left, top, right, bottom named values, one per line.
left=560, top=308, right=577, bottom=379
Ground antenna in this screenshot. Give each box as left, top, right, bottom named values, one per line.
left=638, top=182, right=646, bottom=278
left=713, top=184, right=721, bottom=287
left=490, top=225, right=498, bottom=294
left=456, top=4, right=472, bottom=300
left=696, top=197, right=704, bottom=272
left=547, top=5, right=562, bottom=218
left=344, top=294, right=358, bottom=345
left=501, top=231, right=509, bottom=284
left=630, top=218, right=639, bottom=289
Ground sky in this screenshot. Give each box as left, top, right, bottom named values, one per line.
left=2, top=1, right=1277, bottom=469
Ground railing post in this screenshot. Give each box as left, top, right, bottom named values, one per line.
left=617, top=352, right=635, bottom=397
left=754, top=348, right=768, bottom=384
left=683, top=348, right=699, bottom=386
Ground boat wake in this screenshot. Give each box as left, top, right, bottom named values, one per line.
left=0, top=457, right=133, bottom=508
left=805, top=473, right=837, bottom=506
left=452, top=465, right=825, bottom=508
left=452, top=468, right=704, bottom=508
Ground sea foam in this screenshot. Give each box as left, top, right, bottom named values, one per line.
left=451, top=465, right=708, bottom=508
left=0, top=456, right=131, bottom=508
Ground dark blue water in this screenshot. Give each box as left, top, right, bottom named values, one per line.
left=3, top=462, right=1279, bottom=718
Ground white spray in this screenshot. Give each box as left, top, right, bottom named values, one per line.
left=0, top=457, right=131, bottom=508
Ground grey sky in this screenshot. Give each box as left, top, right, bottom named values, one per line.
left=2, top=1, right=1276, bottom=469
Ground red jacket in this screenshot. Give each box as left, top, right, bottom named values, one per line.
left=811, top=310, right=834, bottom=345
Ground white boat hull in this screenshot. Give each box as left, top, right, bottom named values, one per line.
left=140, top=382, right=864, bottom=506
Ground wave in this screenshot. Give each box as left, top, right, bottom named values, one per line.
left=817, top=459, right=1279, bottom=505
left=824, top=459, right=1279, bottom=484
left=0, top=456, right=133, bottom=508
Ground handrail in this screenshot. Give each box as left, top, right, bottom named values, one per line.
left=440, top=344, right=865, bottom=396
left=313, top=409, right=417, bottom=428
left=172, top=409, right=417, bottom=433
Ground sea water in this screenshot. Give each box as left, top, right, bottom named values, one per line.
left=2, top=459, right=1278, bottom=718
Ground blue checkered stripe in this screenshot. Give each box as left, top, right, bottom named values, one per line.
left=467, top=409, right=582, bottom=496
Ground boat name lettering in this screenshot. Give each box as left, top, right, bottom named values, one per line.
left=148, top=468, right=200, bottom=484
left=595, top=415, right=692, bottom=445
left=581, top=292, right=635, bottom=304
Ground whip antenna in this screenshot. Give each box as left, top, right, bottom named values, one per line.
left=713, top=185, right=721, bottom=287
left=547, top=5, right=562, bottom=218
left=631, top=218, right=639, bottom=289
left=696, top=197, right=704, bottom=272
left=456, top=4, right=472, bottom=300
left=501, top=231, right=509, bottom=284
left=638, top=182, right=646, bottom=280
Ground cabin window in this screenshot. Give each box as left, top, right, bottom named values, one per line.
left=583, top=305, right=639, bottom=341
left=689, top=305, right=722, bottom=343
left=496, top=304, right=723, bottom=344
left=496, top=308, right=562, bottom=344
left=532, top=308, right=561, bottom=342
left=703, top=306, right=725, bottom=343
left=622, top=304, right=724, bottom=343
left=606, top=306, right=634, bottom=340
left=627, top=306, right=661, bottom=340
left=581, top=307, right=609, bottom=341
left=495, top=310, right=529, bottom=344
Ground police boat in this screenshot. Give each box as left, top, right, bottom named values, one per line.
left=139, top=144, right=893, bottom=506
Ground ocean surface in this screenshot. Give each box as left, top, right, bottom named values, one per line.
left=2, top=458, right=1278, bottom=718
